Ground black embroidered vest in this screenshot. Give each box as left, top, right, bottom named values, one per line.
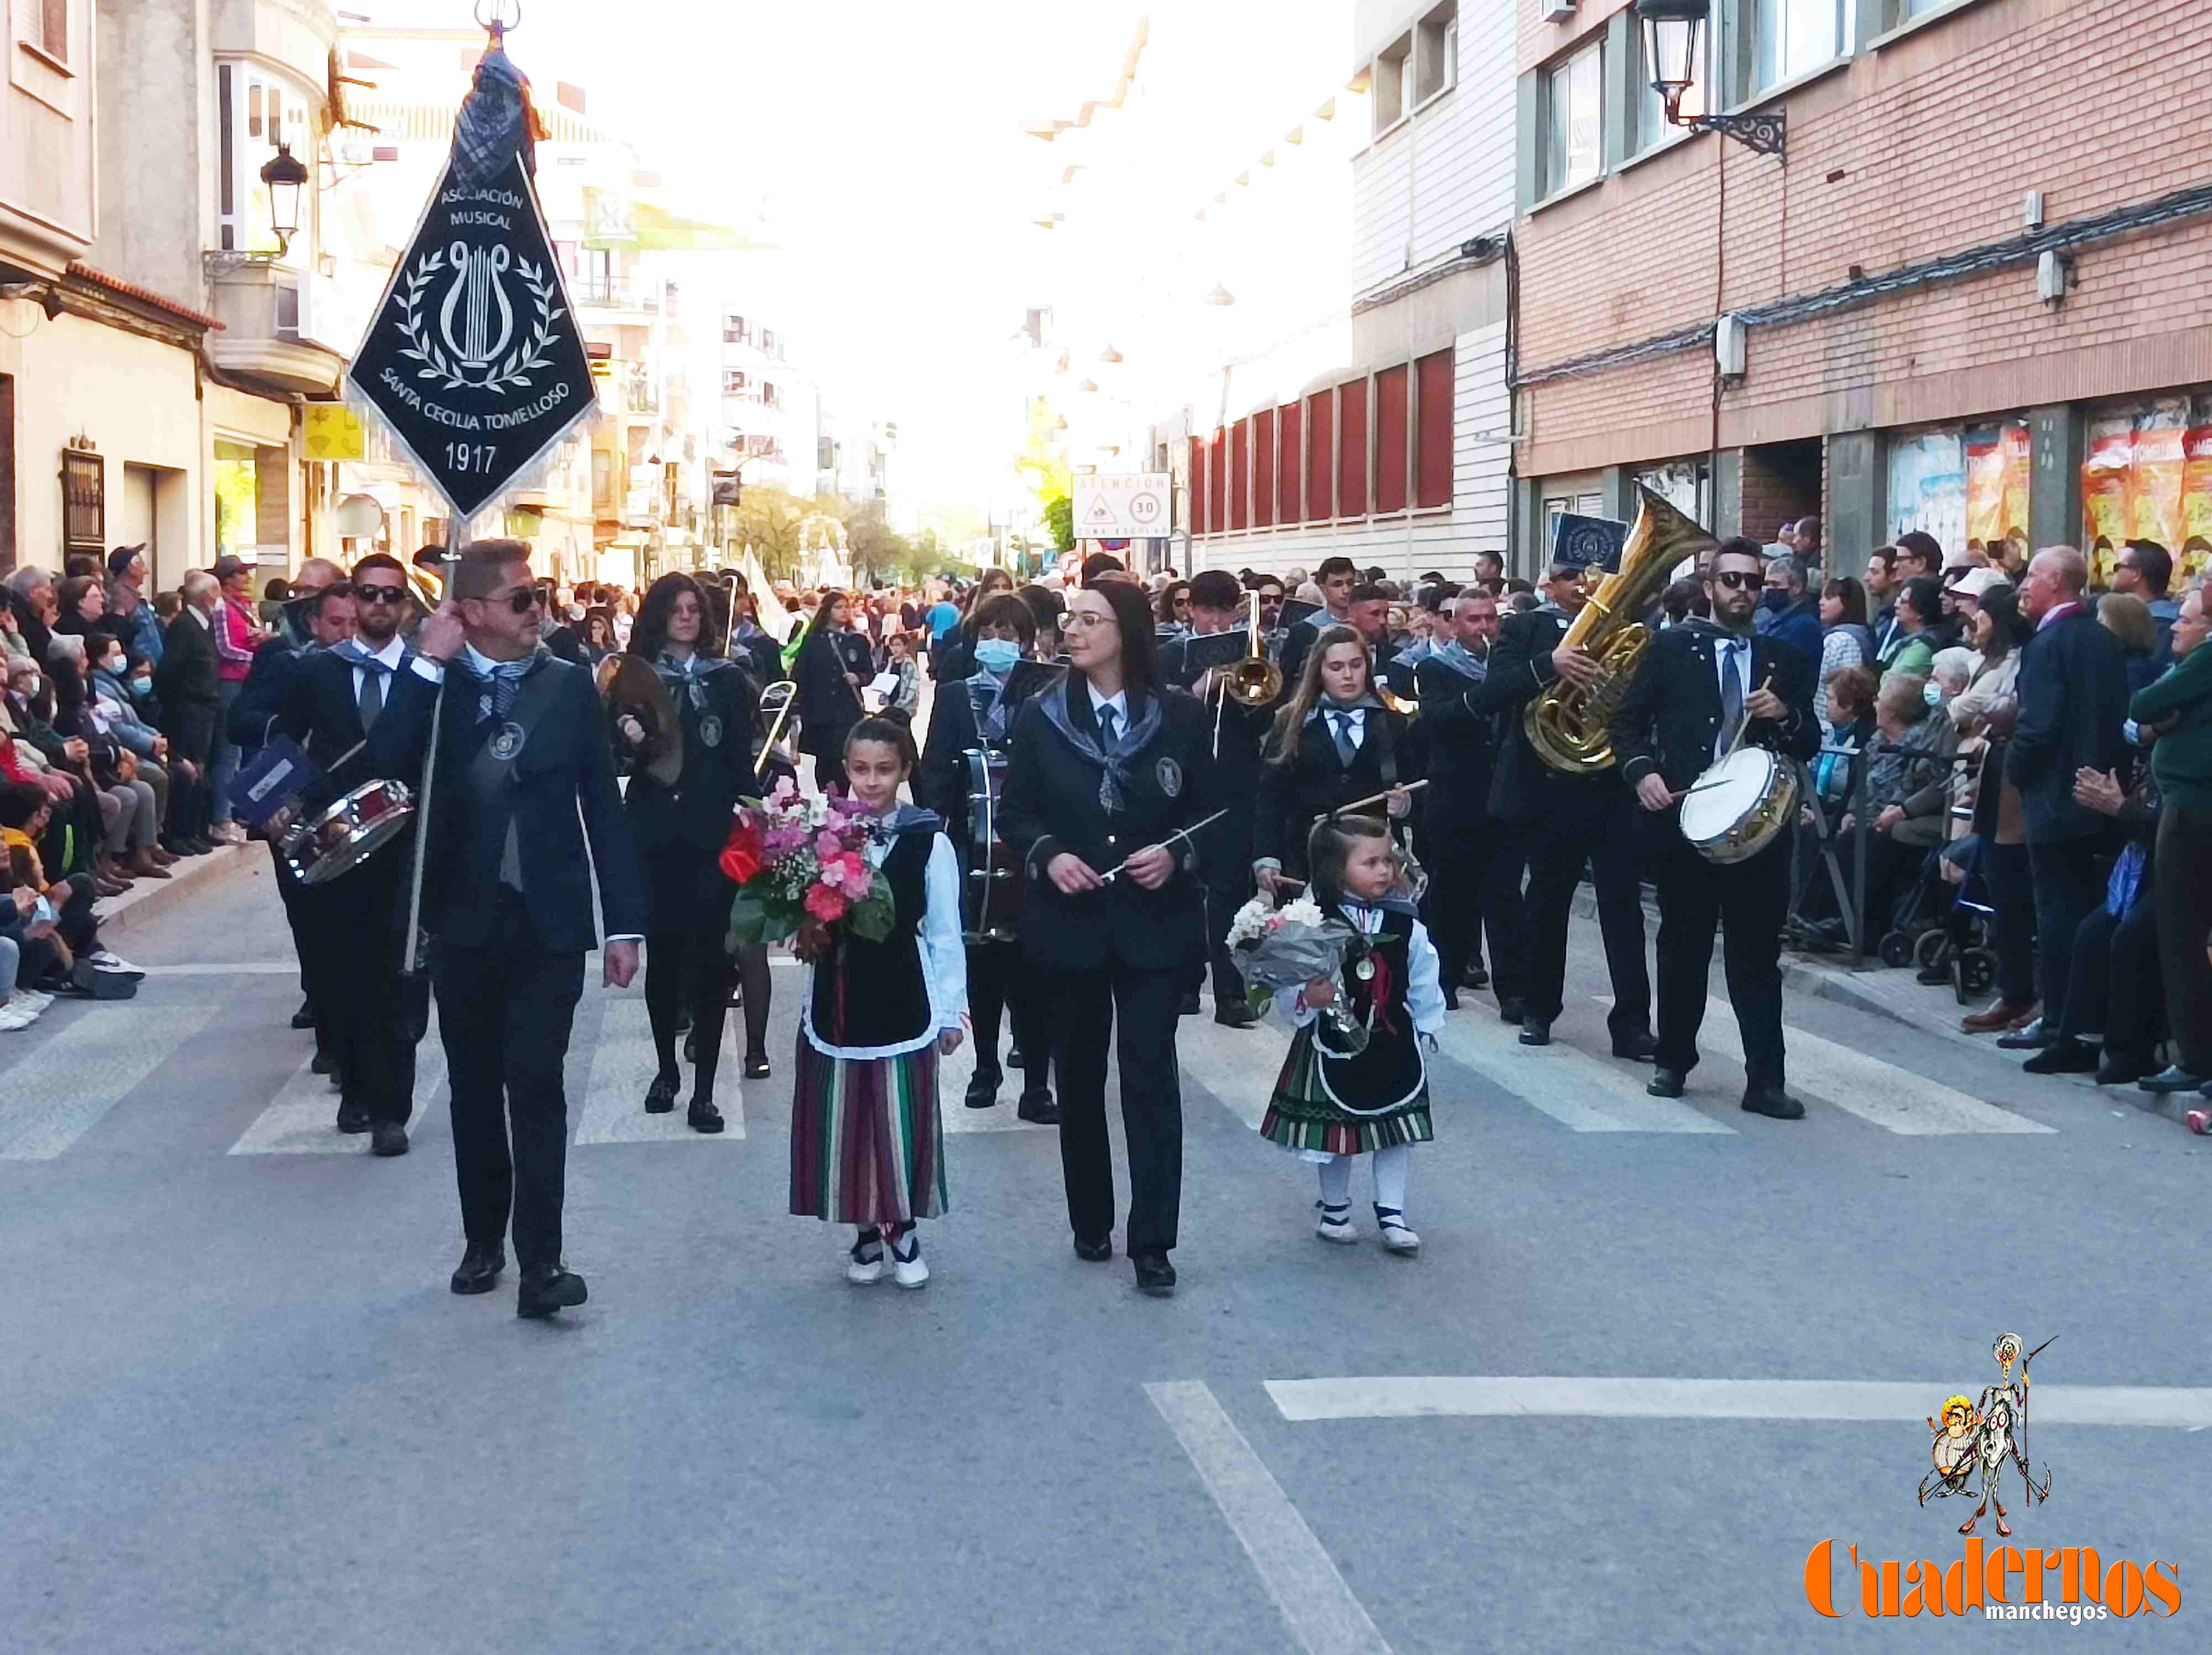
left=810, top=830, right=932, bottom=1049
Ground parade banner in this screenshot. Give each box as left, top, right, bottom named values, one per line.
left=348, top=150, right=597, bottom=521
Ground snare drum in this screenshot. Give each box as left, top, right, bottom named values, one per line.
left=1677, top=747, right=1798, bottom=865
left=279, top=778, right=416, bottom=886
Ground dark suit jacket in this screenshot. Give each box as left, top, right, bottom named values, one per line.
left=999, top=674, right=1218, bottom=972
left=228, top=637, right=309, bottom=757
left=795, top=628, right=871, bottom=756
left=1253, top=702, right=1412, bottom=876
left=272, top=646, right=420, bottom=811
left=153, top=608, right=221, bottom=759
left=366, top=654, right=646, bottom=953
left=1609, top=622, right=1822, bottom=798
left=1413, top=653, right=1505, bottom=834
left=1159, top=630, right=1274, bottom=868
left=619, top=657, right=758, bottom=858
left=2005, top=606, right=2129, bottom=842
left=917, top=661, right=1057, bottom=852
left=1470, top=605, right=1627, bottom=829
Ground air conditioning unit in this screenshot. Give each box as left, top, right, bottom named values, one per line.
left=1540, top=0, right=1577, bottom=20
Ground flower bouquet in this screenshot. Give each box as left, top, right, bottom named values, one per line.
left=721, top=775, right=894, bottom=963
left=1224, top=892, right=1371, bottom=1054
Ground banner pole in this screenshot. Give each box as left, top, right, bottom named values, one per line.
left=404, top=513, right=466, bottom=975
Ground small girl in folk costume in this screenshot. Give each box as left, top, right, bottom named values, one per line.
left=789, top=717, right=968, bottom=1288
left=1260, top=815, right=1444, bottom=1253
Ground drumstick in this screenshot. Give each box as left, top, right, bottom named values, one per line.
left=1097, top=808, right=1230, bottom=884
left=1313, top=777, right=1430, bottom=824
left=1723, top=672, right=1777, bottom=762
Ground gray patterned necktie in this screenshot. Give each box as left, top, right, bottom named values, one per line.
left=356, top=660, right=387, bottom=730
left=1718, top=639, right=1746, bottom=758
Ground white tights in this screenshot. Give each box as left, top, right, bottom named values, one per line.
left=1316, top=1144, right=1411, bottom=1214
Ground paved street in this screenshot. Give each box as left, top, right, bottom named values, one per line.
left=2, top=853, right=2204, bottom=1653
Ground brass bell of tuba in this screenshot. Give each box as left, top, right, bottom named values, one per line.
left=1526, top=486, right=1715, bottom=774
left=1222, top=590, right=1284, bottom=708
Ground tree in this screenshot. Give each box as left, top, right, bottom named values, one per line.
left=1043, top=493, right=1074, bottom=554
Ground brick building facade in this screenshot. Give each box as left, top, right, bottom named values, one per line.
left=1509, top=0, right=2212, bottom=585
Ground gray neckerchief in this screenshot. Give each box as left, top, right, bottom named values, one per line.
left=1306, top=693, right=1385, bottom=724
left=966, top=664, right=1011, bottom=740
left=1035, top=680, right=1163, bottom=811
left=860, top=802, right=945, bottom=845
left=1426, top=639, right=1488, bottom=683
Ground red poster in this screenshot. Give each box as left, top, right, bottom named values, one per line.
left=2081, top=416, right=2133, bottom=586
left=1965, top=428, right=2004, bottom=549
left=2181, top=415, right=2212, bottom=585
left=2128, top=403, right=2188, bottom=553
left=2000, top=424, right=2031, bottom=554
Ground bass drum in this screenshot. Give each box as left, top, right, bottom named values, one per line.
left=1678, top=747, right=1798, bottom=865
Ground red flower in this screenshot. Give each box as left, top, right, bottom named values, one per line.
left=804, top=883, right=849, bottom=923
left=718, top=816, right=764, bottom=885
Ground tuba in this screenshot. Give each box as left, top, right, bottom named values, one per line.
left=1526, top=486, right=1714, bottom=774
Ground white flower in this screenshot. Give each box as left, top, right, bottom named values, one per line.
left=1224, top=894, right=1276, bottom=948
left=1277, top=896, right=1326, bottom=928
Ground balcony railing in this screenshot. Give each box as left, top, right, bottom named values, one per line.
left=576, top=275, right=659, bottom=311
left=623, top=375, right=659, bottom=414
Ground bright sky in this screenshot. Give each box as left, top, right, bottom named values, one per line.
left=352, top=1, right=1348, bottom=513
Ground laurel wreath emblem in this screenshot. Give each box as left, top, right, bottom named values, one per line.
left=393, top=251, right=565, bottom=395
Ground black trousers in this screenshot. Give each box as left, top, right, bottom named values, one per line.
left=1423, top=818, right=1527, bottom=1006
left=431, top=891, right=585, bottom=1271
left=968, top=938, right=1045, bottom=1092
left=268, top=837, right=330, bottom=1058
left=302, top=855, right=423, bottom=1126
left=1520, top=803, right=1650, bottom=1037
left=2055, top=897, right=2162, bottom=1064
left=1046, top=959, right=1185, bottom=1256
left=1652, top=828, right=1790, bottom=1090
left=1985, top=840, right=2038, bottom=1006
left=645, top=923, right=737, bottom=1099
left=2156, top=804, right=2212, bottom=1075
left=1199, top=864, right=1253, bottom=1006
left=2027, top=835, right=2108, bottom=1021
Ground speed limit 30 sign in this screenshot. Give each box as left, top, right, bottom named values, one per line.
left=1073, top=473, right=1173, bottom=540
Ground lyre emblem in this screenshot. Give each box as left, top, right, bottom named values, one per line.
left=437, top=241, right=516, bottom=369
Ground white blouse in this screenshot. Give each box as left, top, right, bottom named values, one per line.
left=1282, top=904, right=1446, bottom=1043
left=798, top=826, right=969, bottom=1060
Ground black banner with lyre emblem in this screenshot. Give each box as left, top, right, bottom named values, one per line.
left=347, top=149, right=596, bottom=519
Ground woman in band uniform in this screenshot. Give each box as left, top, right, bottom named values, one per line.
left=616, top=575, right=762, bottom=1128
left=1253, top=624, right=1413, bottom=894
left=999, top=580, right=1221, bottom=1297
left=793, top=590, right=872, bottom=795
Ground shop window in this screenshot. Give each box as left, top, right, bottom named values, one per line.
left=1306, top=391, right=1333, bottom=520
left=1277, top=402, right=1303, bottom=524
left=1230, top=420, right=1250, bottom=532
left=1543, top=40, right=1604, bottom=196
left=1254, top=408, right=1276, bottom=529
left=1188, top=438, right=1209, bottom=536
left=1375, top=366, right=1409, bottom=516
left=1338, top=379, right=1369, bottom=518
left=2082, top=397, right=2210, bottom=588
left=1415, top=350, right=1454, bottom=509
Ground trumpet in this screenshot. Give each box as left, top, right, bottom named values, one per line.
left=1221, top=591, right=1284, bottom=709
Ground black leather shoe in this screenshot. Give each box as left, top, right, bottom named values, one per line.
left=1741, top=1086, right=1807, bottom=1120
left=311, top=1050, right=336, bottom=1076
left=1018, top=1090, right=1061, bottom=1125
left=2022, top=1040, right=2098, bottom=1076
left=291, top=1000, right=317, bottom=1031
left=744, top=1053, right=772, bottom=1081
left=2138, top=1064, right=2209, bottom=1095
left=1498, top=997, right=1526, bottom=1026
left=1213, top=1002, right=1258, bottom=1029
left=686, top=1097, right=726, bottom=1134
left=1179, top=991, right=1203, bottom=1016
left=450, top=1243, right=505, bottom=1294
left=1006, top=1047, right=1026, bottom=1070
left=964, top=1072, right=1001, bottom=1110
left=1612, top=1031, right=1660, bottom=1063
left=371, top=1121, right=409, bottom=1157
left=1072, top=1234, right=1112, bottom=1262
left=2095, top=1057, right=2147, bottom=1086
left=336, top=1102, right=371, bottom=1133
left=1647, top=1067, right=1686, bottom=1099
left=1518, top=1018, right=1551, bottom=1047
left=517, top=1264, right=588, bottom=1318
left=1995, top=1021, right=2052, bottom=1050
left=644, top=1071, right=680, bottom=1114
left=1463, top=964, right=1490, bottom=990
left=1441, top=992, right=1462, bottom=1012
left=682, top=1030, right=701, bottom=1065
left=1132, top=1252, right=1177, bottom=1297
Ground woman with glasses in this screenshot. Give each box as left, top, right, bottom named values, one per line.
left=615, top=574, right=766, bottom=1127
left=999, top=579, right=1220, bottom=1297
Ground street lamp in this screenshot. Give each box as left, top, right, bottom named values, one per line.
left=260, top=142, right=311, bottom=254
left=1204, top=283, right=1235, bottom=306
left=1633, top=0, right=1785, bottom=159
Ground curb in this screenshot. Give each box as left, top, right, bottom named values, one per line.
left=93, top=842, right=260, bottom=939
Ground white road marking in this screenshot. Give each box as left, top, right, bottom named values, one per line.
left=1429, top=1016, right=1735, bottom=1134
left=1265, top=1376, right=2212, bottom=1428
left=0, top=1007, right=206, bottom=1160
left=228, top=1032, right=451, bottom=1155
left=937, top=1032, right=1051, bottom=1133
left=573, top=993, right=748, bottom=1143
left=1175, top=1009, right=1290, bottom=1128
left=1652, top=995, right=2056, bottom=1135
left=1146, top=1381, right=1395, bottom=1655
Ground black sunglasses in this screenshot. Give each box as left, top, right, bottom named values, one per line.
left=485, top=586, right=544, bottom=615
left=354, top=584, right=409, bottom=605
left=1712, top=570, right=1761, bottom=590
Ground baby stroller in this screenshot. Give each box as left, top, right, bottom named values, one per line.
left=1879, top=820, right=1995, bottom=1004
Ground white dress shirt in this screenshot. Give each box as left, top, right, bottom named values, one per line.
left=1712, top=629, right=1754, bottom=763
left=1311, top=701, right=1368, bottom=753
left=1086, top=681, right=1128, bottom=737
left=349, top=633, right=408, bottom=706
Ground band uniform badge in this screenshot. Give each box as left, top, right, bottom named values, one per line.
left=489, top=722, right=528, bottom=762
left=700, top=714, right=724, bottom=749
left=1156, top=756, right=1183, bottom=797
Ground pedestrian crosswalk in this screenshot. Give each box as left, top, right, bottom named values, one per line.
left=0, top=970, right=2078, bottom=1167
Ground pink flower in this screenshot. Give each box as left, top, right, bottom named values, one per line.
left=804, top=883, right=848, bottom=923
left=770, top=775, right=798, bottom=803
left=834, top=854, right=874, bottom=897
left=815, top=830, right=846, bottom=860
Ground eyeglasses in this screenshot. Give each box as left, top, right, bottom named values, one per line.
left=1712, top=571, right=1760, bottom=590
left=1065, top=611, right=1117, bottom=631
left=354, top=585, right=409, bottom=605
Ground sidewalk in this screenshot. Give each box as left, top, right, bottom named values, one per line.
left=94, top=841, right=260, bottom=940
left=1568, top=888, right=2204, bottom=1132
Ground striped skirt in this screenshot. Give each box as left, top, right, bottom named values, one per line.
left=789, top=1035, right=948, bottom=1226
left=1258, top=1026, right=1433, bottom=1158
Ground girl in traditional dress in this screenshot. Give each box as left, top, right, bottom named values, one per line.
left=1261, top=814, right=1444, bottom=1254
left=789, top=716, right=967, bottom=1289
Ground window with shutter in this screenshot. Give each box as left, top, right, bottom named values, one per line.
left=1306, top=391, right=1333, bottom=521
left=1253, top=409, right=1275, bottom=529
left=1375, top=365, right=1408, bottom=516
left=1338, top=380, right=1368, bottom=518
left=1415, top=350, right=1454, bottom=509
left=1277, top=402, right=1302, bottom=524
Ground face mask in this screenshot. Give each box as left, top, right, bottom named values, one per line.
left=130, top=677, right=153, bottom=697
left=1759, top=589, right=1788, bottom=613
left=103, top=656, right=126, bottom=676
left=1923, top=681, right=1946, bottom=709
left=973, top=638, right=1020, bottom=673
